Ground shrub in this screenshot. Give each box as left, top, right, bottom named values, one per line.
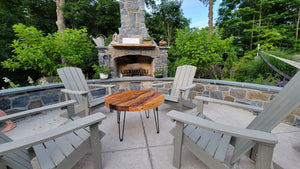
left=234, top=48, right=298, bottom=83
left=168, top=28, right=237, bottom=79
left=1, top=23, right=94, bottom=76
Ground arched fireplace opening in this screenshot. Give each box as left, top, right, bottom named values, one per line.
left=114, top=55, right=154, bottom=77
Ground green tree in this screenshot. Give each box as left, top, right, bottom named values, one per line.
left=168, top=28, right=236, bottom=78
left=1, top=24, right=94, bottom=76
left=0, top=0, right=57, bottom=58
left=0, top=0, right=58, bottom=88
left=146, top=0, right=190, bottom=45
left=217, top=0, right=300, bottom=53
left=24, top=0, right=57, bottom=33
left=63, top=0, right=120, bottom=37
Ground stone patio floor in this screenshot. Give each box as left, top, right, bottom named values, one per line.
left=4, top=102, right=300, bottom=169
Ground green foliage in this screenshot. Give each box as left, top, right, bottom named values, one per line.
left=142, top=37, right=153, bottom=41
left=92, top=64, right=111, bottom=79
left=167, top=57, right=194, bottom=77
left=145, top=0, right=190, bottom=45
left=217, top=0, right=300, bottom=54
left=1, top=75, right=46, bottom=89
left=1, top=23, right=94, bottom=76
left=105, top=34, right=113, bottom=46
left=234, top=48, right=298, bottom=83
left=154, top=68, right=165, bottom=75
left=256, top=28, right=286, bottom=51
left=0, top=0, right=57, bottom=59
left=253, top=73, right=287, bottom=87
left=0, top=0, right=57, bottom=88
left=24, top=0, right=57, bottom=33
left=63, top=0, right=120, bottom=37
left=168, top=28, right=237, bottom=78
left=216, top=0, right=300, bottom=84
left=2, top=77, right=20, bottom=89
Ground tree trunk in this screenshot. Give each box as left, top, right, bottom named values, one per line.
left=208, top=0, right=214, bottom=33
left=257, top=1, right=262, bottom=42
left=166, top=21, right=172, bottom=46
left=296, top=6, right=300, bottom=41
left=56, top=0, right=66, bottom=34
left=56, top=0, right=66, bottom=64
left=250, top=13, right=256, bottom=50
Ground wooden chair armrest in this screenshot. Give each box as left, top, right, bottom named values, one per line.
left=179, top=84, right=196, bottom=91
left=167, top=110, right=278, bottom=144
left=152, top=82, right=173, bottom=87
left=195, top=96, right=263, bottom=113
left=88, top=84, right=114, bottom=95
left=61, top=89, right=88, bottom=95
left=0, top=100, right=77, bottom=122
left=0, top=112, right=106, bottom=155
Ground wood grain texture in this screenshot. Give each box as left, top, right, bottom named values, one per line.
left=105, top=90, right=164, bottom=111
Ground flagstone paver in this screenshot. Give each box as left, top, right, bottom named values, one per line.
left=4, top=102, right=300, bottom=169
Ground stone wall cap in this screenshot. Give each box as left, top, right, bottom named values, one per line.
left=0, top=83, right=64, bottom=96
left=87, top=77, right=174, bottom=83
left=1, top=77, right=282, bottom=97
left=194, top=79, right=282, bottom=92
left=95, top=46, right=108, bottom=50
left=158, top=46, right=170, bottom=50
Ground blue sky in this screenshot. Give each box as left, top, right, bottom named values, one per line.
left=181, top=0, right=222, bottom=28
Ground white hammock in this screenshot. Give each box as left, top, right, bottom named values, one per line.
left=261, top=51, right=300, bottom=69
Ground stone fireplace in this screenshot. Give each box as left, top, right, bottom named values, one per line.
left=97, top=0, right=169, bottom=78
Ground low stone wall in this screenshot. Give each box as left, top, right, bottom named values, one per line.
left=0, top=83, right=107, bottom=115
left=0, top=77, right=299, bottom=126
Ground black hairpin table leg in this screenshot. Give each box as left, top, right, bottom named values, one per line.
left=145, top=110, right=150, bottom=118
left=117, top=111, right=126, bottom=141
left=153, top=107, right=159, bottom=133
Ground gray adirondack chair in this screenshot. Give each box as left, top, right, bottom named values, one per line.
left=57, top=67, right=114, bottom=115
left=153, top=65, right=197, bottom=110
left=167, top=71, right=300, bottom=169
left=0, top=100, right=106, bottom=169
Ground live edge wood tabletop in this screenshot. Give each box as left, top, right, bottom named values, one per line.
left=105, top=90, right=164, bottom=111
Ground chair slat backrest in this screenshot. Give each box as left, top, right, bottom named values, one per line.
left=57, top=67, right=92, bottom=104
left=170, top=65, right=196, bottom=99
left=0, top=132, right=33, bottom=169
left=231, top=71, right=300, bottom=164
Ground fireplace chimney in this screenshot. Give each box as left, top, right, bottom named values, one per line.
left=97, top=0, right=169, bottom=78
left=118, top=0, right=149, bottom=39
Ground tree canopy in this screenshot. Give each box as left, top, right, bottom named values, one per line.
left=63, top=0, right=120, bottom=37
left=145, top=0, right=190, bottom=45
left=2, top=24, right=94, bottom=76
left=217, top=0, right=300, bottom=54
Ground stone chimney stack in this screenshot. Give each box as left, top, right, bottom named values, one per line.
left=118, top=0, right=149, bottom=38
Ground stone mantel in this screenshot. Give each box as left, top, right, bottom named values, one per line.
left=108, top=45, right=161, bottom=58
left=110, top=43, right=157, bottom=50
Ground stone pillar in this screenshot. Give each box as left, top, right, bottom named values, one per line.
left=156, top=47, right=169, bottom=77
left=119, top=0, right=149, bottom=38
left=97, top=46, right=115, bottom=78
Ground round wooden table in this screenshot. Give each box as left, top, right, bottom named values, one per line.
left=105, top=90, right=164, bottom=141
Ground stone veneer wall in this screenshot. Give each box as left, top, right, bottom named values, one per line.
left=0, top=78, right=299, bottom=126
left=118, top=0, right=148, bottom=38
